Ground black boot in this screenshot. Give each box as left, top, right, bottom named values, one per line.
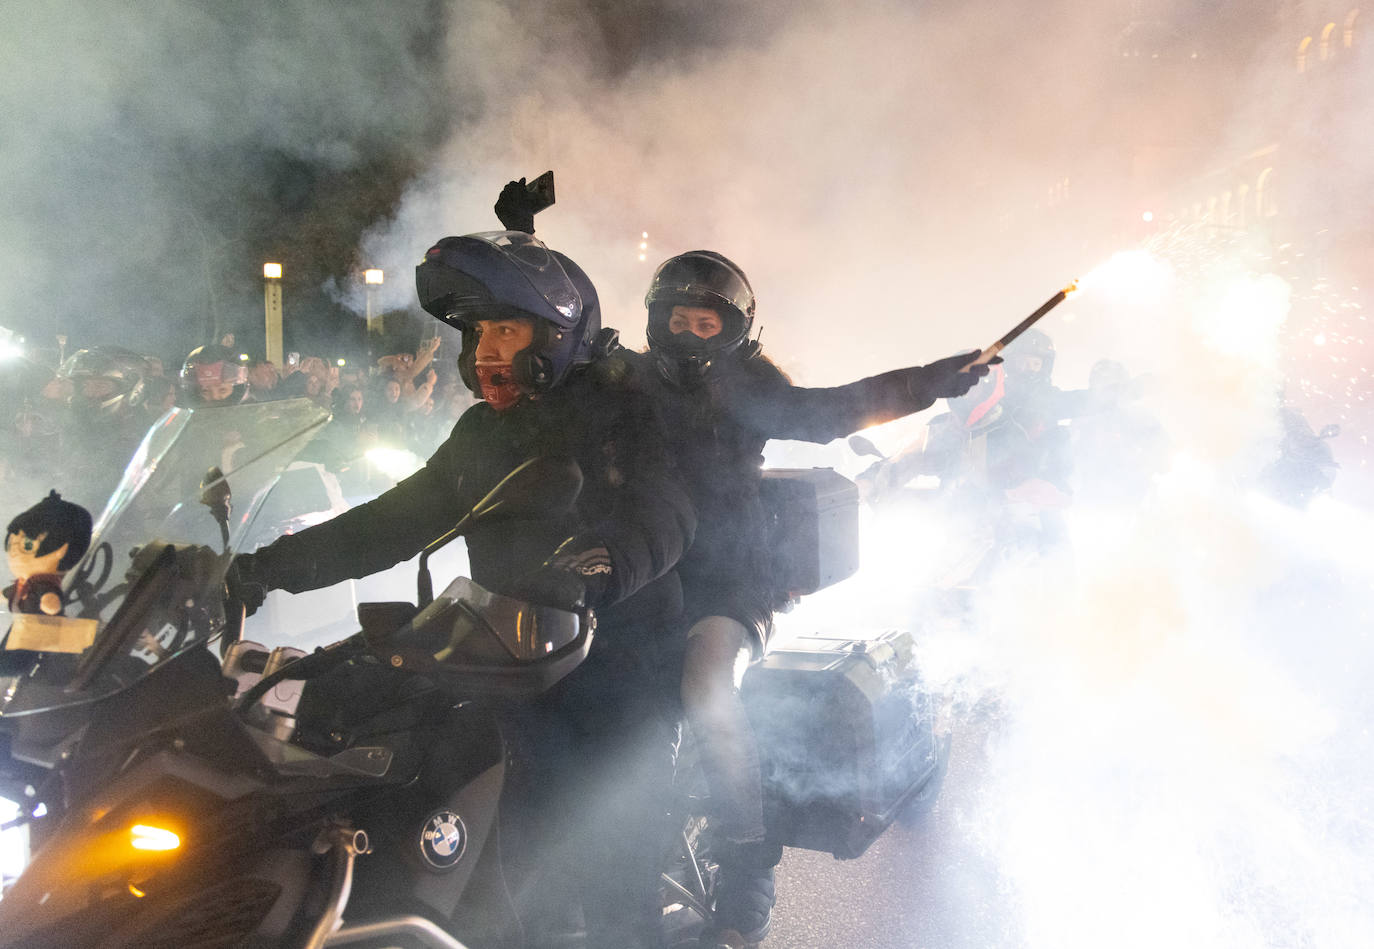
left=701, top=838, right=780, bottom=948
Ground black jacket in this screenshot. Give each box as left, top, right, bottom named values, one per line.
left=253, top=360, right=695, bottom=632
left=630, top=348, right=937, bottom=599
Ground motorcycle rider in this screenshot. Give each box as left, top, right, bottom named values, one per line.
left=179, top=343, right=248, bottom=404
left=231, top=230, right=694, bottom=948
left=862, top=328, right=1096, bottom=573
left=38, top=346, right=161, bottom=507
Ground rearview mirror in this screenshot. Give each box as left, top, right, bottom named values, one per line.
left=847, top=435, right=884, bottom=460
left=200, top=466, right=231, bottom=522
left=465, top=455, right=583, bottom=526
left=200, top=466, right=232, bottom=551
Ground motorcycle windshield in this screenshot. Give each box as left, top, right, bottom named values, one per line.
left=0, top=399, right=330, bottom=717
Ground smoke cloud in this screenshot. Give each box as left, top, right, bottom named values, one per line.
left=2, top=0, right=449, bottom=359
left=4, top=2, right=1371, bottom=944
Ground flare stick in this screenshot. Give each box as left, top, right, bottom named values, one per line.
left=963, top=280, right=1079, bottom=370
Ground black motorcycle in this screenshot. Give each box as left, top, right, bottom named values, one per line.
left=0, top=400, right=596, bottom=949
left=0, top=402, right=949, bottom=948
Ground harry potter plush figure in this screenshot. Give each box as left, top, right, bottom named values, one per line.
left=4, top=491, right=93, bottom=616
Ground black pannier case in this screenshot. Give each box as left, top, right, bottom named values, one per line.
left=759, top=468, right=860, bottom=598
left=743, top=628, right=943, bottom=859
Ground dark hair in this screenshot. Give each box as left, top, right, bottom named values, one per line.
left=6, top=490, right=93, bottom=571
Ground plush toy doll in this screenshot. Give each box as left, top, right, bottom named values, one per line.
left=4, top=491, right=93, bottom=616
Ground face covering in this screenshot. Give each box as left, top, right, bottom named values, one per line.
left=475, top=363, right=523, bottom=411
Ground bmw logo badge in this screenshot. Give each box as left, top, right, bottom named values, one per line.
left=419, top=810, right=467, bottom=870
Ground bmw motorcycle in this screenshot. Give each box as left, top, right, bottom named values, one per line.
left=0, top=400, right=949, bottom=948
left=0, top=399, right=595, bottom=949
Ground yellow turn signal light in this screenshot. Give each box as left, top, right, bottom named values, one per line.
left=130, top=824, right=181, bottom=851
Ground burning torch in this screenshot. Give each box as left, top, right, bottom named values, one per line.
left=963, top=280, right=1079, bottom=371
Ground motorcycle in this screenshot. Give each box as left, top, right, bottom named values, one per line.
left=0, top=399, right=595, bottom=949
left=0, top=401, right=950, bottom=948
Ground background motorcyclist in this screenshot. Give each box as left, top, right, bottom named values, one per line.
left=178, top=343, right=248, bottom=405
left=38, top=345, right=161, bottom=507
left=232, top=230, right=694, bottom=948
left=1260, top=400, right=1340, bottom=507
left=864, top=328, right=1096, bottom=572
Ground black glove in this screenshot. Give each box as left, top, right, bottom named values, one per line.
left=225, top=552, right=270, bottom=618
left=494, top=178, right=537, bottom=234
left=909, top=351, right=1003, bottom=404
left=509, top=539, right=613, bottom=612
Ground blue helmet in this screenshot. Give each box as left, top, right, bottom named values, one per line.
left=415, top=231, right=601, bottom=395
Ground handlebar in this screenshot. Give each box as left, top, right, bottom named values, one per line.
left=234, top=635, right=366, bottom=714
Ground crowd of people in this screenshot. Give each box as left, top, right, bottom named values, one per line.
left=0, top=331, right=474, bottom=512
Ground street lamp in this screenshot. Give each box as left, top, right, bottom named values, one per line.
left=263, top=263, right=283, bottom=366
left=364, top=269, right=384, bottom=334
left=364, top=269, right=384, bottom=363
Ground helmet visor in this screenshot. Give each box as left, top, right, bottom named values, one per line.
left=466, top=232, right=582, bottom=329
left=645, top=251, right=754, bottom=321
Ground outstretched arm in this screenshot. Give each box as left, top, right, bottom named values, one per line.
left=736, top=351, right=994, bottom=444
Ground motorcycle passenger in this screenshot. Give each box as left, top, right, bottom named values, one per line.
left=231, top=231, right=694, bottom=949
left=632, top=251, right=992, bottom=948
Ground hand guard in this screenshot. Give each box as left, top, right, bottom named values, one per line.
left=494, top=178, right=537, bottom=234
left=509, top=539, right=613, bottom=612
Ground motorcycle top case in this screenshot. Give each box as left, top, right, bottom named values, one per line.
left=743, top=628, right=941, bottom=859
left=759, top=467, right=860, bottom=598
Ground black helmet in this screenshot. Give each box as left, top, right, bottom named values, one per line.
left=645, top=251, right=755, bottom=380
left=180, top=344, right=248, bottom=404
left=55, top=347, right=156, bottom=416
left=416, top=231, right=600, bottom=398
left=1005, top=328, right=1055, bottom=385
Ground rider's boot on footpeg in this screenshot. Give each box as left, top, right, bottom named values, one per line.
left=701, top=839, right=781, bottom=948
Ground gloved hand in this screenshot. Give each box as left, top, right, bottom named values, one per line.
left=494, top=178, right=537, bottom=234
left=909, top=351, right=1003, bottom=404
left=225, top=552, right=270, bottom=618
left=509, top=539, right=613, bottom=612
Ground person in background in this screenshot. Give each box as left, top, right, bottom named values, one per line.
left=246, top=359, right=281, bottom=402
left=179, top=344, right=247, bottom=405
left=42, top=346, right=162, bottom=505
